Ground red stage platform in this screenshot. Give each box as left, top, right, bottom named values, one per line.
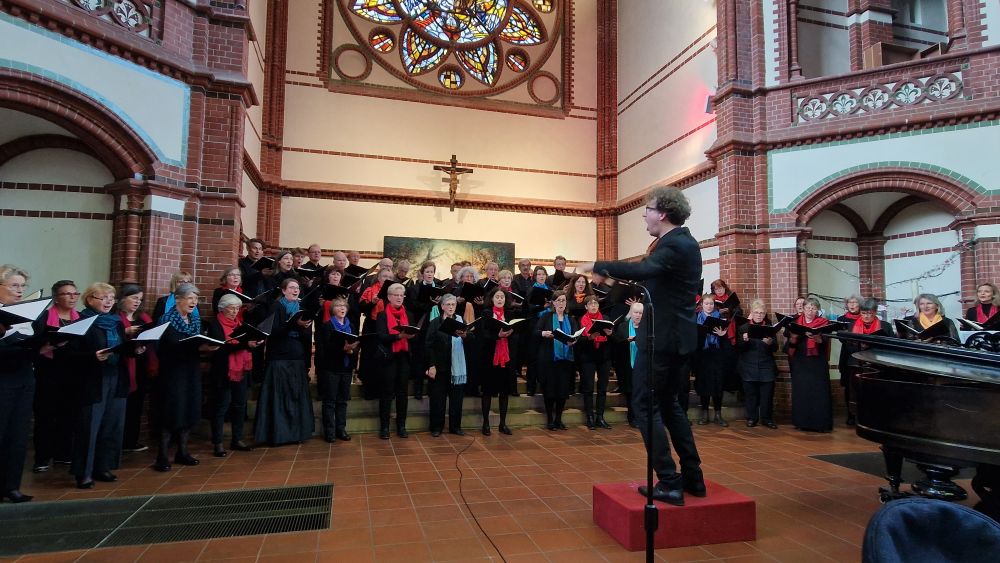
left=592, top=480, right=756, bottom=551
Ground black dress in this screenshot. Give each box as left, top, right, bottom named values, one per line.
left=478, top=310, right=518, bottom=396
left=784, top=327, right=832, bottom=432
left=254, top=302, right=315, bottom=445
left=156, top=324, right=204, bottom=433
left=0, top=319, right=38, bottom=494
left=534, top=311, right=578, bottom=400
left=693, top=326, right=733, bottom=403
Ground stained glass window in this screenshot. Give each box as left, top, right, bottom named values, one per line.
left=500, top=5, right=543, bottom=45
left=369, top=30, right=394, bottom=52
left=505, top=50, right=528, bottom=72
left=531, top=0, right=553, bottom=13
left=456, top=42, right=499, bottom=85
left=340, top=0, right=559, bottom=96
left=401, top=27, right=449, bottom=74
left=438, top=67, right=463, bottom=89
left=351, top=0, right=401, bottom=23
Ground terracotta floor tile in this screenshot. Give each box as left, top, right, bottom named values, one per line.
left=526, top=528, right=584, bottom=552
left=137, top=540, right=206, bottom=562
left=491, top=532, right=541, bottom=556
left=259, top=531, right=318, bottom=556
left=370, top=507, right=419, bottom=527
left=315, top=547, right=375, bottom=562
left=371, top=542, right=432, bottom=563
left=426, top=538, right=490, bottom=560
left=198, top=536, right=265, bottom=560
left=371, top=523, right=425, bottom=546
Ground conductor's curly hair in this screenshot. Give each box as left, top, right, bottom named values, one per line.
left=646, top=186, right=691, bottom=225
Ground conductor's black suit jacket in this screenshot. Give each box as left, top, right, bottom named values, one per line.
left=594, top=226, right=701, bottom=390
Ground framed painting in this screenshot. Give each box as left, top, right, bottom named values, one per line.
left=383, top=236, right=515, bottom=273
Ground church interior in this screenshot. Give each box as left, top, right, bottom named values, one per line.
left=2, top=0, right=1000, bottom=561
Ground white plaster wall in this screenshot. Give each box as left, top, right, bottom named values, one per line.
left=839, top=192, right=906, bottom=230
left=983, top=0, right=1000, bottom=47
left=797, top=22, right=850, bottom=78
left=763, top=0, right=780, bottom=87
left=279, top=197, right=596, bottom=260
left=249, top=0, right=268, bottom=52
left=0, top=14, right=189, bottom=165
left=616, top=0, right=718, bottom=200
left=769, top=125, right=1000, bottom=212
left=0, top=149, right=115, bottom=186
left=244, top=33, right=265, bottom=166
left=240, top=172, right=259, bottom=239
left=617, top=176, right=719, bottom=259
left=881, top=203, right=961, bottom=320
left=571, top=0, right=598, bottom=110
left=286, top=0, right=320, bottom=73
left=0, top=110, right=74, bottom=145
left=0, top=217, right=112, bottom=292
left=280, top=85, right=597, bottom=202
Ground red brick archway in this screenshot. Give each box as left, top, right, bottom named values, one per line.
left=0, top=69, right=157, bottom=179
left=793, top=167, right=979, bottom=225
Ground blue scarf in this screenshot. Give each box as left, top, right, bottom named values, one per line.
left=162, top=303, right=200, bottom=337
left=553, top=313, right=573, bottom=362
left=330, top=316, right=353, bottom=369
left=629, top=322, right=638, bottom=368
left=81, top=307, right=121, bottom=365
left=698, top=309, right=721, bottom=349
left=281, top=297, right=301, bottom=338
left=448, top=315, right=467, bottom=385
left=163, top=293, right=200, bottom=326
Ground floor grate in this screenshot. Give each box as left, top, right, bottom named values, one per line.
left=0, top=483, right=332, bottom=557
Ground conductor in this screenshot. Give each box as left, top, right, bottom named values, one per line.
left=578, top=186, right=705, bottom=506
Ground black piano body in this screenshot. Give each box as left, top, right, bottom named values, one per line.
left=837, top=332, right=1000, bottom=516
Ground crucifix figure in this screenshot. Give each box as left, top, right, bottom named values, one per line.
left=434, top=154, right=473, bottom=212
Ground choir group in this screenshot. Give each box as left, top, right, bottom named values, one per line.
left=1, top=245, right=996, bottom=505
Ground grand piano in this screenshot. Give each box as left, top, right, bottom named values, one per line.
left=837, top=332, right=1000, bottom=518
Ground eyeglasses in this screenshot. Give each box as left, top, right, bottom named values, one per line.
left=57, top=292, right=82, bottom=297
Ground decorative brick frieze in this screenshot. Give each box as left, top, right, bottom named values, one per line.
left=796, top=71, right=963, bottom=123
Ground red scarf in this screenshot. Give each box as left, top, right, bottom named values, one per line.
left=715, top=293, right=738, bottom=344
left=360, top=281, right=385, bottom=320
left=793, top=314, right=829, bottom=357
left=842, top=311, right=861, bottom=321
left=217, top=313, right=252, bottom=382
left=119, top=311, right=155, bottom=392
left=492, top=306, right=510, bottom=367
left=581, top=311, right=607, bottom=348
left=852, top=316, right=882, bottom=335
left=385, top=304, right=409, bottom=353
left=977, top=303, right=996, bottom=324
left=41, top=306, right=79, bottom=359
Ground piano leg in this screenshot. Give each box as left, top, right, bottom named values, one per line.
left=879, top=447, right=910, bottom=503
left=972, top=464, right=1000, bottom=521
left=912, top=463, right=967, bottom=501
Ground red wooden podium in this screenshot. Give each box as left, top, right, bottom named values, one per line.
left=592, top=480, right=756, bottom=551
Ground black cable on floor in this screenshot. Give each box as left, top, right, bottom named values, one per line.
left=455, top=435, right=507, bottom=563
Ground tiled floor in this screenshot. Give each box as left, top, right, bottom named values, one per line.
left=4, top=421, right=980, bottom=562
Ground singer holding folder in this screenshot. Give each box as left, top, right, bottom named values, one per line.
left=577, top=186, right=705, bottom=506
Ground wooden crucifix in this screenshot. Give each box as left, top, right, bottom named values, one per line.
left=434, top=154, right=473, bottom=212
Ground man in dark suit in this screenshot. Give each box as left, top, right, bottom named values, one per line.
left=579, top=186, right=705, bottom=506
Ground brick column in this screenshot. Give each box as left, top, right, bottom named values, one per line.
left=947, top=0, right=968, bottom=50
left=857, top=233, right=887, bottom=299
left=848, top=1, right=895, bottom=70
left=596, top=0, right=617, bottom=260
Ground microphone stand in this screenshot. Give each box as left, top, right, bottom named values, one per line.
left=603, top=273, right=657, bottom=562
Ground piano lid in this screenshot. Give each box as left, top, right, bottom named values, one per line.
left=841, top=333, right=1000, bottom=385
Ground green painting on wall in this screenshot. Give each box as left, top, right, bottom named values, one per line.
left=383, top=236, right=515, bottom=273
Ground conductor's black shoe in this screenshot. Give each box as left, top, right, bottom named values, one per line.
left=450, top=428, right=465, bottom=436
left=3, top=490, right=33, bottom=503
left=379, top=428, right=390, bottom=440
left=93, top=471, right=118, bottom=483
left=174, top=453, right=199, bottom=466
left=746, top=419, right=757, bottom=428
left=683, top=479, right=707, bottom=497
left=153, top=459, right=171, bottom=472
left=638, top=481, right=684, bottom=506
left=596, top=417, right=612, bottom=429
left=336, top=432, right=352, bottom=442
left=76, top=479, right=95, bottom=490
left=431, top=430, right=441, bottom=437
left=396, top=427, right=409, bottom=438
left=499, top=424, right=512, bottom=435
